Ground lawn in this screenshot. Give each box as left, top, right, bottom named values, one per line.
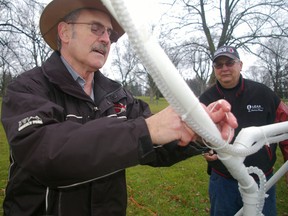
left=0, top=97, right=287, bottom=215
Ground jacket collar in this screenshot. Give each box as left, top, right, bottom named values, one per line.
left=41, top=51, right=122, bottom=103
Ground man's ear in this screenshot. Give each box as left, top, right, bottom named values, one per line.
left=239, top=60, right=243, bottom=70
left=58, top=22, right=70, bottom=44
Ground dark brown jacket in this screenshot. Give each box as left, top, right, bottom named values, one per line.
left=1, top=52, right=200, bottom=216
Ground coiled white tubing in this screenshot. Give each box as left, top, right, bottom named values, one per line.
left=102, top=0, right=226, bottom=147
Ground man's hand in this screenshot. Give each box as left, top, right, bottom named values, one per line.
left=145, top=99, right=237, bottom=147
left=145, top=106, right=197, bottom=146
left=202, top=99, right=238, bottom=161
left=204, top=99, right=238, bottom=142
left=203, top=149, right=218, bottom=161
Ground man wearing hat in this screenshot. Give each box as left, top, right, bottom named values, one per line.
left=1, top=0, right=238, bottom=215
left=199, top=45, right=288, bottom=216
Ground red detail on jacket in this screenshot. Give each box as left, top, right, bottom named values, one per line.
left=275, top=101, right=288, bottom=161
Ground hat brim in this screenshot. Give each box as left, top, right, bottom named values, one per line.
left=213, top=53, right=238, bottom=62
left=40, top=0, right=125, bottom=50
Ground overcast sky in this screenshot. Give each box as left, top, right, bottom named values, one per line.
left=41, top=0, right=162, bottom=23
left=40, top=0, right=255, bottom=78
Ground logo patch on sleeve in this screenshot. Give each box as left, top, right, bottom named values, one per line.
left=18, top=116, right=43, bottom=131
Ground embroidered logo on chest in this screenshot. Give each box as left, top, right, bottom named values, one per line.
left=247, top=104, right=264, bottom=112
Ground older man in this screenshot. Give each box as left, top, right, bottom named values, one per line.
left=200, top=45, right=288, bottom=216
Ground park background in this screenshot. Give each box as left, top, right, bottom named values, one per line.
left=1, top=0, right=288, bottom=215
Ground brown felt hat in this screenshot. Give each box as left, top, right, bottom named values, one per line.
left=40, top=0, right=125, bottom=50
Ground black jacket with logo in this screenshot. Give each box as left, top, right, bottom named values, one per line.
left=1, top=52, right=201, bottom=216
left=199, top=75, right=288, bottom=178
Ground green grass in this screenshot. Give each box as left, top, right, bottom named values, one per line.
left=0, top=97, right=9, bottom=215
left=126, top=156, right=211, bottom=215
left=0, top=122, right=8, bottom=196
left=0, top=97, right=288, bottom=215
left=126, top=151, right=288, bottom=216
left=136, top=96, right=169, bottom=114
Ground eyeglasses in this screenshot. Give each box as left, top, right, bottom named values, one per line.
left=67, top=22, right=119, bottom=43
left=213, top=59, right=239, bottom=69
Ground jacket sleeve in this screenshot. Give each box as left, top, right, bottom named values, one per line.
left=126, top=93, right=203, bottom=167
left=142, top=141, right=204, bottom=167
left=275, top=101, right=288, bottom=161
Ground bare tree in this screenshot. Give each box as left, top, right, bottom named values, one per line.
left=160, top=0, right=288, bottom=85
left=12, top=0, right=51, bottom=69
left=243, top=65, right=272, bottom=87
left=110, top=27, right=186, bottom=101
left=0, top=44, right=14, bottom=96
left=257, top=38, right=288, bottom=98
left=146, top=73, right=159, bottom=103
left=181, top=44, right=211, bottom=93
left=110, top=38, right=147, bottom=93
left=186, top=76, right=203, bottom=97
left=146, top=38, right=186, bottom=103
left=0, top=0, right=51, bottom=94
